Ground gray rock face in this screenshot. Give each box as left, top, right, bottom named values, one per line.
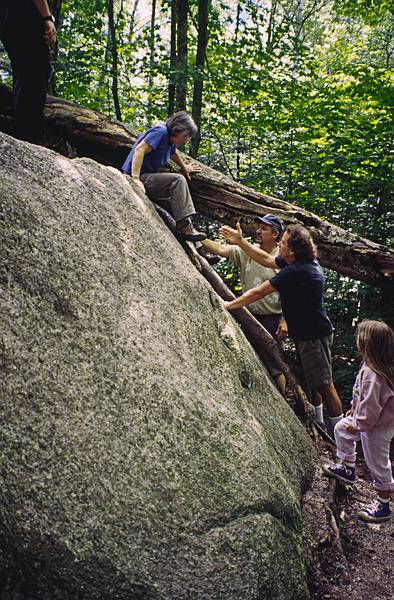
left=0, top=132, right=314, bottom=599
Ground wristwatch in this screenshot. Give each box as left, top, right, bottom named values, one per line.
left=43, top=15, right=55, bottom=23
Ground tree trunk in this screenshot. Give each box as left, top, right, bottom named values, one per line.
left=190, top=0, right=209, bottom=157
left=0, top=83, right=392, bottom=298
left=106, top=0, right=122, bottom=121
left=47, top=0, right=63, bottom=96
left=175, top=0, right=188, bottom=111
left=234, top=3, right=241, bottom=180
left=168, top=0, right=177, bottom=116
left=128, top=0, right=140, bottom=39
left=147, top=0, right=157, bottom=124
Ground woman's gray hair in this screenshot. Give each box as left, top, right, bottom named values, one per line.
left=166, top=111, right=198, bottom=138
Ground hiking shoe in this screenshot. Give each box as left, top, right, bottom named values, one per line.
left=322, top=463, right=356, bottom=485
left=177, top=223, right=207, bottom=242
left=197, top=245, right=221, bottom=265
left=357, top=499, right=391, bottom=523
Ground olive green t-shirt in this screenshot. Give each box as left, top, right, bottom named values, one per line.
left=227, top=245, right=282, bottom=316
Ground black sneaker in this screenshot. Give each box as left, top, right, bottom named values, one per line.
left=322, top=462, right=356, bottom=485
left=197, top=246, right=221, bottom=265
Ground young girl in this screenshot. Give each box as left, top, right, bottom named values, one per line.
left=323, top=320, right=394, bottom=522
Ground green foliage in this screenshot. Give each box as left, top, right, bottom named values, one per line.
left=332, top=0, right=394, bottom=24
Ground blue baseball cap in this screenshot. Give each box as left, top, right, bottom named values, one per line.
left=255, top=214, right=285, bottom=233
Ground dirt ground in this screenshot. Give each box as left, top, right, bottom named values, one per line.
left=303, top=434, right=394, bottom=600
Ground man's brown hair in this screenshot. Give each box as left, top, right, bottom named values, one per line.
left=286, top=224, right=317, bottom=261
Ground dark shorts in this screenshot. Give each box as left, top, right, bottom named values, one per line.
left=295, top=333, right=333, bottom=391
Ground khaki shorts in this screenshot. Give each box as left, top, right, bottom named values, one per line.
left=295, top=333, right=333, bottom=391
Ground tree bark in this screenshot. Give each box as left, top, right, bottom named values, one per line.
left=47, top=0, right=63, bottom=96
left=128, top=0, right=140, bottom=39
left=147, top=0, right=157, bottom=123
left=106, top=0, right=122, bottom=121
left=0, top=83, right=393, bottom=296
left=190, top=0, right=209, bottom=157
left=168, top=0, right=177, bottom=116
left=175, top=0, right=188, bottom=111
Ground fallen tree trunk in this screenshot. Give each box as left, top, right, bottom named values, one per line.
left=1, top=84, right=393, bottom=293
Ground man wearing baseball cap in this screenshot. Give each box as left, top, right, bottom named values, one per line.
left=201, top=214, right=287, bottom=395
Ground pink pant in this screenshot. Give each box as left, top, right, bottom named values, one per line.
left=334, top=416, right=394, bottom=491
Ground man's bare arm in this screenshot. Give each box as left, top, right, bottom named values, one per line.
left=224, top=281, right=276, bottom=311
left=202, top=239, right=232, bottom=259
left=219, top=222, right=277, bottom=269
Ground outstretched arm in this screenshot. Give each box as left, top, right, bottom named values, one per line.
left=224, top=280, right=276, bottom=311
left=219, top=222, right=277, bottom=269
left=201, top=239, right=232, bottom=259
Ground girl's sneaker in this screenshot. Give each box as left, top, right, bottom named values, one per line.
left=322, top=463, right=356, bottom=485
left=357, top=499, right=391, bottom=523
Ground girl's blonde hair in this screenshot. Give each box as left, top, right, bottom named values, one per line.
left=356, top=320, right=394, bottom=391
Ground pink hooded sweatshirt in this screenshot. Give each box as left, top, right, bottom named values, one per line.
left=351, top=363, right=394, bottom=432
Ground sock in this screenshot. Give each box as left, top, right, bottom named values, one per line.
left=378, top=496, right=390, bottom=504
left=328, top=414, right=343, bottom=427
left=313, top=403, right=324, bottom=424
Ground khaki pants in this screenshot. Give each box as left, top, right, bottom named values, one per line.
left=140, top=173, right=195, bottom=223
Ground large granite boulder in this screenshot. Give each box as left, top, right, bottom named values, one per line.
left=0, top=132, right=315, bottom=599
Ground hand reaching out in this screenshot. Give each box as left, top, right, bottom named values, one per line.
left=218, top=221, right=243, bottom=245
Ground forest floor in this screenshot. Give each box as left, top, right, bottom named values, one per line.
left=304, top=433, right=394, bottom=600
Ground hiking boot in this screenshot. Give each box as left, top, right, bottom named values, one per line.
left=322, top=462, right=356, bottom=485
left=197, top=245, right=221, bottom=265
left=176, top=220, right=207, bottom=242
left=357, top=499, right=391, bottom=523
